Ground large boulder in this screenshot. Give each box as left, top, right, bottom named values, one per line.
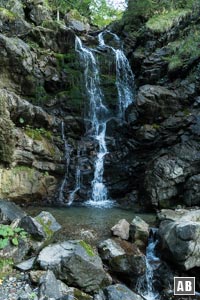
left=158, top=209, right=200, bottom=270
left=64, top=10, right=90, bottom=33
left=94, top=284, right=144, bottom=300
left=37, top=240, right=111, bottom=292
left=98, top=238, right=146, bottom=278
left=0, top=199, right=26, bottom=224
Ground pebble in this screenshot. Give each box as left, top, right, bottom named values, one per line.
left=0, top=272, right=38, bottom=300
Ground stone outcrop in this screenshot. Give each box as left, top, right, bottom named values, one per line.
left=158, top=209, right=200, bottom=270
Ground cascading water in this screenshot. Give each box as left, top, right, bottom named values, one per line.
left=98, top=31, right=135, bottom=120
left=137, top=228, right=160, bottom=300
left=75, top=36, right=110, bottom=206
left=58, top=121, right=71, bottom=203
left=75, top=32, right=134, bottom=206
left=68, top=147, right=81, bottom=205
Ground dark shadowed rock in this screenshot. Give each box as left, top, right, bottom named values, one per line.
left=129, top=216, right=149, bottom=249
left=98, top=238, right=146, bottom=277
left=0, top=199, right=26, bottom=224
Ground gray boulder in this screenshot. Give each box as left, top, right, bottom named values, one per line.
left=16, top=256, right=36, bottom=271
left=95, top=284, right=144, bottom=300
left=39, top=270, right=63, bottom=300
left=37, top=240, right=111, bottom=292
left=158, top=209, right=200, bottom=270
left=111, top=219, right=130, bottom=240
left=98, top=238, right=146, bottom=276
left=0, top=199, right=26, bottom=224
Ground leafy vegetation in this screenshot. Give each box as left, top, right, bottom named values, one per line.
left=146, top=9, right=190, bottom=32
left=79, top=240, right=95, bottom=257
left=166, top=26, right=200, bottom=71
left=25, top=126, right=52, bottom=141
left=0, top=7, right=16, bottom=21
left=0, top=225, right=28, bottom=250
left=48, top=0, right=125, bottom=27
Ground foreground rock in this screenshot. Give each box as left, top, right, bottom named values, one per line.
left=98, top=238, right=145, bottom=284
left=37, top=240, right=111, bottom=292
left=94, top=284, right=144, bottom=300
left=158, top=209, right=200, bottom=270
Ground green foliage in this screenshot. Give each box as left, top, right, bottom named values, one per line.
left=0, top=7, right=16, bottom=21
left=166, top=26, right=200, bottom=71
left=146, top=9, right=190, bottom=32
left=0, top=225, right=28, bottom=250
left=25, top=125, right=52, bottom=141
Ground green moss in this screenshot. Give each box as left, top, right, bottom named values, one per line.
left=165, top=26, right=200, bottom=71
left=34, top=216, right=54, bottom=239
left=152, top=123, right=160, bottom=130
left=25, top=126, right=52, bottom=141
left=0, top=7, right=16, bottom=21
left=79, top=240, right=95, bottom=257
left=146, top=9, right=190, bottom=33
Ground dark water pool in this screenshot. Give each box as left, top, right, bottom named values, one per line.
left=25, top=205, right=156, bottom=244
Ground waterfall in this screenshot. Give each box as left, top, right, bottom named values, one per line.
left=58, top=121, right=71, bottom=203
left=75, top=36, right=110, bottom=206
left=75, top=32, right=134, bottom=206
left=68, top=147, right=81, bottom=205
left=137, top=229, right=160, bottom=300
left=98, top=31, right=135, bottom=120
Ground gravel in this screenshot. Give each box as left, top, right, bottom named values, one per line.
left=0, top=272, right=38, bottom=300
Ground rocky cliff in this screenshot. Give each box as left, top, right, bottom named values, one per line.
left=1, top=0, right=200, bottom=210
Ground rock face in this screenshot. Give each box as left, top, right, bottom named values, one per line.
left=158, top=209, right=200, bottom=270
left=37, top=240, right=111, bottom=292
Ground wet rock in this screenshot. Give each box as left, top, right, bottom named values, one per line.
left=111, top=219, right=130, bottom=240
left=129, top=216, right=149, bottom=249
left=96, top=284, right=144, bottom=300
left=37, top=240, right=111, bottom=292
left=0, top=199, right=26, bottom=224
left=158, top=209, right=200, bottom=270
left=98, top=238, right=146, bottom=277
